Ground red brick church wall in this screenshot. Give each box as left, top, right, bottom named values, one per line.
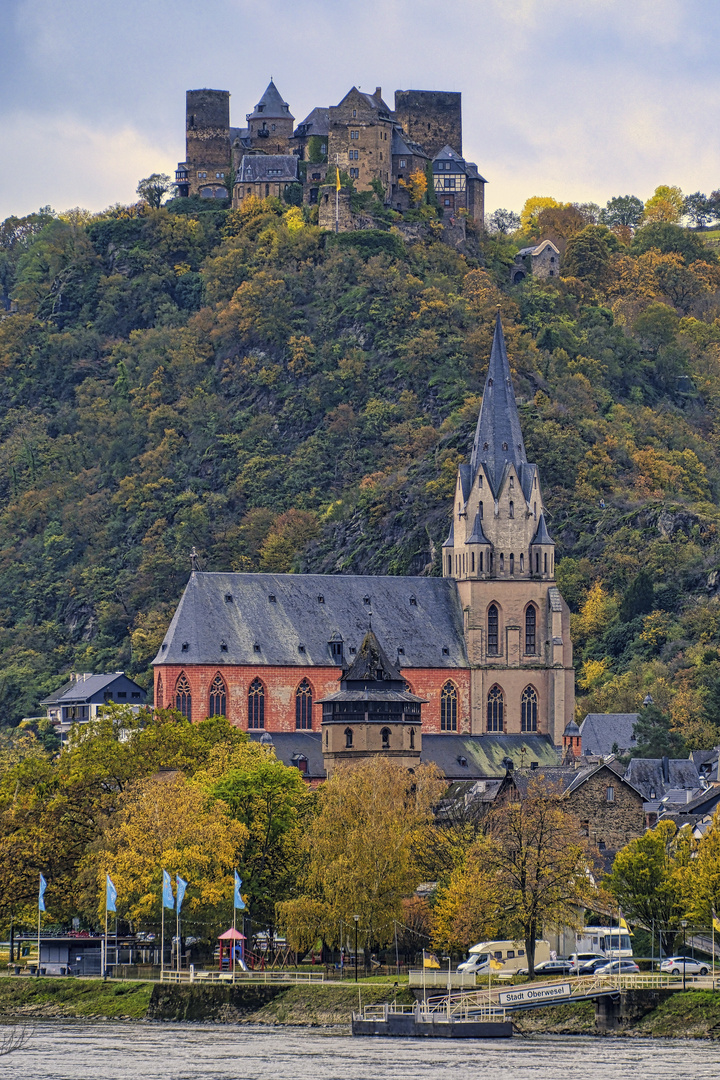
left=154, top=664, right=469, bottom=733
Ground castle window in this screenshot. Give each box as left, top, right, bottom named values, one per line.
left=296, top=679, right=313, bottom=730
left=410, top=728, right=415, bottom=749
left=487, top=605, right=499, bottom=655
left=447, top=555, right=452, bottom=574
left=400, top=159, right=406, bottom=168
left=487, top=685, right=504, bottom=732
left=479, top=501, right=483, bottom=517
left=606, top=786, right=615, bottom=803
left=521, top=686, right=538, bottom=732
left=345, top=727, right=353, bottom=748
left=510, top=476, right=514, bottom=489
left=440, top=681, right=458, bottom=731
left=509, top=501, right=514, bottom=518
left=535, top=552, right=540, bottom=574
left=525, top=606, right=537, bottom=654
left=478, top=475, right=483, bottom=488
left=381, top=727, right=391, bottom=748
left=479, top=552, right=484, bottom=572
left=209, top=673, right=227, bottom=718
left=509, top=554, right=515, bottom=575
left=175, top=674, right=192, bottom=722
left=544, top=552, right=548, bottom=574
left=499, top=554, right=505, bottom=572
left=471, top=551, right=475, bottom=573
left=248, top=678, right=265, bottom=729
left=520, top=554, right=524, bottom=572
left=156, top=674, right=163, bottom=710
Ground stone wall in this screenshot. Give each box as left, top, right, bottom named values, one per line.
left=185, top=89, right=231, bottom=197
left=565, top=765, right=646, bottom=852
left=394, top=90, right=462, bottom=158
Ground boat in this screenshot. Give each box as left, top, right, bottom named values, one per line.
left=351, top=1001, right=513, bottom=1039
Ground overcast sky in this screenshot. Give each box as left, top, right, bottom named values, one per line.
left=2, top=0, right=719, bottom=221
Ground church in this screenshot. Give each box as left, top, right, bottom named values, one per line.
left=153, top=315, right=574, bottom=765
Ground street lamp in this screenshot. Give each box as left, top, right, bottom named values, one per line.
left=681, top=919, right=688, bottom=991
left=354, top=915, right=360, bottom=983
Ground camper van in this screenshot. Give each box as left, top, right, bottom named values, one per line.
left=575, top=926, right=633, bottom=958
left=457, top=939, right=551, bottom=975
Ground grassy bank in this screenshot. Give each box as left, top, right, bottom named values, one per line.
left=0, top=978, right=152, bottom=1019
left=513, top=1001, right=596, bottom=1035
left=631, top=991, right=720, bottom=1039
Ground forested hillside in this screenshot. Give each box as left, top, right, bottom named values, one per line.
left=3, top=192, right=720, bottom=750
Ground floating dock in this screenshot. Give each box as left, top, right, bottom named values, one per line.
left=352, top=1002, right=512, bottom=1039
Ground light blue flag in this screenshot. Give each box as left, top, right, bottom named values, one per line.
left=234, top=871, right=245, bottom=910
left=176, top=875, right=187, bottom=914
left=38, top=874, right=47, bottom=913
left=106, top=874, right=117, bottom=913
left=162, top=869, right=175, bottom=910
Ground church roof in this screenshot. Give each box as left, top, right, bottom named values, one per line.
left=465, top=511, right=489, bottom=545
left=420, top=733, right=559, bottom=779
left=154, top=572, right=468, bottom=669
left=470, top=313, right=528, bottom=496
left=247, top=79, right=294, bottom=121
left=531, top=512, right=555, bottom=546
left=341, top=629, right=403, bottom=685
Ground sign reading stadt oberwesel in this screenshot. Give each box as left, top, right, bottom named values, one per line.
left=498, top=982, right=572, bottom=1006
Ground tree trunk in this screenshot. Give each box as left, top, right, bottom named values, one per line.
left=525, top=922, right=537, bottom=980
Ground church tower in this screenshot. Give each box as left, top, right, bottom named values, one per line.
left=443, top=313, right=574, bottom=745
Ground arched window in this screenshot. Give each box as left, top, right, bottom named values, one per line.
left=345, top=727, right=353, bottom=748
left=440, top=681, right=458, bottom=731
left=525, top=606, right=537, bottom=654
left=156, top=674, right=163, bottom=710
left=471, top=551, right=475, bottom=573
left=509, top=500, right=514, bottom=518
left=544, top=552, right=548, bottom=574
left=487, top=604, right=499, bottom=655
left=381, top=727, right=391, bottom=748
left=535, top=552, right=540, bottom=574
left=410, top=728, right=415, bottom=749
left=248, top=677, right=265, bottom=729
left=175, top=673, right=191, bottom=721
left=479, top=501, right=483, bottom=517
left=520, top=553, right=524, bottom=573
left=500, top=553, right=505, bottom=572
left=509, top=553, right=515, bottom=575
left=521, top=686, right=538, bottom=732
left=487, top=685, right=504, bottom=732
left=296, top=679, right=313, bottom=730
left=208, top=673, right=227, bottom=717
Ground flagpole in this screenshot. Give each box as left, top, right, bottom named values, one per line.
left=161, top=902, right=165, bottom=980
left=232, top=900, right=236, bottom=983
left=104, top=901, right=108, bottom=979
left=37, top=874, right=41, bottom=976
left=176, top=903, right=180, bottom=976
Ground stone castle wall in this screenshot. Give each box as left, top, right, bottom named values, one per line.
left=394, top=90, right=462, bottom=158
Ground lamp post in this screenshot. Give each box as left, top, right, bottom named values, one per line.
left=443, top=955, right=451, bottom=1020
left=681, top=920, right=688, bottom=991
left=354, top=915, right=359, bottom=983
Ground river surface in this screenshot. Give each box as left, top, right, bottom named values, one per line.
left=3, top=1022, right=720, bottom=1080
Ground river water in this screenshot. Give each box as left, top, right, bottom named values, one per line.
left=4, top=1022, right=720, bottom=1080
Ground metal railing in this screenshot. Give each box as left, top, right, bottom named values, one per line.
left=357, top=1001, right=507, bottom=1023
left=160, top=969, right=325, bottom=985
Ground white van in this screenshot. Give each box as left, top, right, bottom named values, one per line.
left=457, top=939, right=551, bottom=975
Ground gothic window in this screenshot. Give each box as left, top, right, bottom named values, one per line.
left=175, top=674, right=192, bottom=722
left=440, top=681, right=458, bottom=731
left=520, top=554, right=524, bottom=573
left=296, top=679, right=313, bottom=730
left=156, top=674, right=163, bottom=710
left=544, top=552, right=548, bottom=574
left=381, top=727, right=391, bottom=748
left=487, top=685, right=504, bottom=732
left=410, top=728, right=415, bottom=749
left=248, top=678, right=265, bottom=729
left=500, top=553, right=505, bottom=572
left=345, top=727, right=353, bottom=748
left=535, top=552, right=540, bottom=574
left=487, top=605, right=499, bottom=655
left=479, top=552, right=484, bottom=572
left=471, top=551, right=475, bottom=573
left=521, top=686, right=538, bottom=732
left=525, top=606, right=537, bottom=654
left=509, top=476, right=514, bottom=489
left=447, top=555, right=452, bottom=575
left=479, top=501, right=483, bottom=517
left=510, top=554, right=515, bottom=575
left=509, top=501, right=514, bottom=518
left=208, top=673, right=227, bottom=717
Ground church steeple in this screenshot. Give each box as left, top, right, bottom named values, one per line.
left=470, top=312, right=527, bottom=495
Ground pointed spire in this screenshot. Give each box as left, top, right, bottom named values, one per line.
left=532, top=512, right=555, bottom=546
left=465, top=511, right=489, bottom=546
left=442, top=520, right=455, bottom=548
left=247, top=79, right=294, bottom=120
left=342, top=629, right=403, bottom=686
left=470, top=312, right=527, bottom=494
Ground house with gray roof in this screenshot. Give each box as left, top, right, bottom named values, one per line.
left=579, top=713, right=639, bottom=758
left=40, top=672, right=147, bottom=740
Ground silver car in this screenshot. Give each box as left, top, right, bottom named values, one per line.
left=594, top=959, right=640, bottom=975
left=660, top=956, right=709, bottom=976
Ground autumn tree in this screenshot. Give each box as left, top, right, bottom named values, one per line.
left=684, top=810, right=720, bottom=926
left=643, top=185, right=685, bottom=225
left=486, top=208, right=520, bottom=234
left=606, top=820, right=690, bottom=955
left=399, top=169, right=428, bottom=207
left=277, top=758, right=444, bottom=951
left=601, top=195, right=644, bottom=230
left=520, top=196, right=563, bottom=233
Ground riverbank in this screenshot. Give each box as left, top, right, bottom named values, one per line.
left=1, top=979, right=720, bottom=1038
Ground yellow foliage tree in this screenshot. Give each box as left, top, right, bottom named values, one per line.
left=89, top=773, right=248, bottom=925
left=432, top=843, right=503, bottom=951
left=520, top=196, right=563, bottom=232
left=571, top=581, right=619, bottom=643
left=642, top=185, right=685, bottom=224
left=399, top=169, right=428, bottom=207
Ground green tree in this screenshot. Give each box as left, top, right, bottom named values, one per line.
left=631, top=703, right=686, bottom=758
left=136, top=174, right=172, bottom=209
left=620, top=569, right=654, bottom=622
left=643, top=185, right=685, bottom=224
left=601, top=195, right=644, bottom=229
left=563, top=225, right=616, bottom=286
left=684, top=192, right=715, bottom=229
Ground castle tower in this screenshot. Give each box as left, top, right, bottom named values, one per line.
left=246, top=79, right=295, bottom=154
left=318, top=629, right=425, bottom=777
left=393, top=90, right=462, bottom=160
left=443, top=313, right=574, bottom=745
left=185, top=89, right=231, bottom=199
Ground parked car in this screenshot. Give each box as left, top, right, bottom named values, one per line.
left=595, top=959, right=640, bottom=975
left=579, top=956, right=614, bottom=975
left=569, top=952, right=605, bottom=973
left=660, top=956, right=709, bottom=976
left=517, top=958, right=574, bottom=976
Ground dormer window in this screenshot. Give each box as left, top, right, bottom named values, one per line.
left=269, top=594, right=276, bottom=603
left=442, top=646, right=449, bottom=656
left=182, top=642, right=189, bottom=652
left=318, top=595, right=325, bottom=604
left=363, top=595, right=371, bottom=605
left=225, top=594, right=233, bottom=603
left=254, top=643, right=261, bottom=652
left=221, top=641, right=228, bottom=652
left=502, top=442, right=508, bottom=451
left=509, top=476, right=514, bottom=489
left=409, top=595, right=417, bottom=606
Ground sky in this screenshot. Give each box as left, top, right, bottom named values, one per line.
left=2, top=0, right=720, bottom=221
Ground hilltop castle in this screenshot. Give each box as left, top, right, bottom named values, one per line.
left=153, top=316, right=574, bottom=774
left=174, top=80, right=486, bottom=228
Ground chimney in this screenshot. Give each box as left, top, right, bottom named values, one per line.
left=375, top=87, right=382, bottom=100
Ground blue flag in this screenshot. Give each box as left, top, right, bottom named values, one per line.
left=106, top=874, right=117, bottom=913
left=176, top=875, right=187, bottom=914
left=234, top=871, right=245, bottom=910
left=162, top=869, right=175, bottom=910
left=38, top=874, right=47, bottom=913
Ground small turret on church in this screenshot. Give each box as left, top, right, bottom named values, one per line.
left=318, top=629, right=425, bottom=776
left=443, top=313, right=574, bottom=745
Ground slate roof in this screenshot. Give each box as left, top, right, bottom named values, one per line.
left=517, top=240, right=560, bottom=258
left=339, top=629, right=403, bottom=684
left=532, top=513, right=555, bottom=546
left=293, top=107, right=331, bottom=138
left=677, top=785, right=720, bottom=817
left=465, top=511, right=490, bottom=545
left=579, top=713, right=639, bottom=757
left=247, top=79, right=294, bottom=121
left=249, top=731, right=325, bottom=780
left=623, top=757, right=700, bottom=799
left=392, top=130, right=428, bottom=159
left=154, top=572, right=468, bottom=669
left=420, top=734, right=559, bottom=780
left=39, top=678, right=77, bottom=706
left=470, top=313, right=531, bottom=497
left=40, top=673, right=145, bottom=706
left=512, top=759, right=645, bottom=802
left=237, top=155, right=298, bottom=183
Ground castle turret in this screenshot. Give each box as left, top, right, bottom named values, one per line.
left=246, top=79, right=294, bottom=154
